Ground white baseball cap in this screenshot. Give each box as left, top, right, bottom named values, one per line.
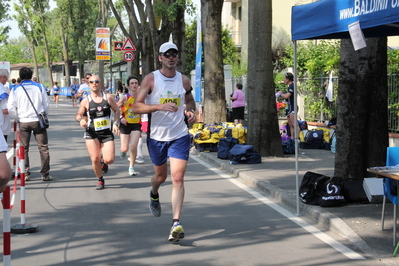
left=159, top=42, right=178, bottom=53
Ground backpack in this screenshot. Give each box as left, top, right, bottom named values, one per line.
left=229, top=144, right=261, bottom=164
left=299, top=171, right=346, bottom=207
left=282, top=139, right=295, bottom=154
left=218, top=137, right=239, bottom=159
left=299, top=129, right=325, bottom=149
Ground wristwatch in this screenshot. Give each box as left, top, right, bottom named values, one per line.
left=77, top=117, right=82, bottom=123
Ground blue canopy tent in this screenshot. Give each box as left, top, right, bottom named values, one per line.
left=290, top=0, right=399, bottom=214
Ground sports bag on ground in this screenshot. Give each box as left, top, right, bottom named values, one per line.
left=317, top=176, right=346, bottom=207
left=299, top=129, right=325, bottom=149
left=299, top=171, right=346, bottom=207
left=282, top=139, right=295, bottom=154
left=218, top=137, right=239, bottom=159
left=229, top=144, right=261, bottom=164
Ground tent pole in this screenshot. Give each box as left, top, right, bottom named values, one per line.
left=294, top=40, right=301, bottom=216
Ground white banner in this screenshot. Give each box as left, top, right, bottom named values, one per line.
left=0, top=61, right=10, bottom=74
left=96, top=28, right=110, bottom=60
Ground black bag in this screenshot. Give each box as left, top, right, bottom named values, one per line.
left=218, top=137, right=239, bottom=159
left=299, top=171, right=346, bottom=207
left=300, top=129, right=325, bottom=149
left=194, top=142, right=218, bottom=152
left=38, top=112, right=49, bottom=129
left=229, top=144, right=261, bottom=164
left=317, top=176, right=346, bottom=207
left=282, top=139, right=295, bottom=154
left=299, top=172, right=328, bottom=205
left=342, top=179, right=368, bottom=203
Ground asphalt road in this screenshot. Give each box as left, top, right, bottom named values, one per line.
left=1, top=98, right=392, bottom=265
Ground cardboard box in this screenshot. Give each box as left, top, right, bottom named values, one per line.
left=363, top=177, right=384, bottom=203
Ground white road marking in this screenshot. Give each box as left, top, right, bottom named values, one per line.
left=191, top=155, right=365, bottom=260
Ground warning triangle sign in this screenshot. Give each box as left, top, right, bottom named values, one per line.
left=122, top=38, right=136, bottom=51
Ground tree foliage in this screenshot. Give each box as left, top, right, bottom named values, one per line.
left=0, top=0, right=10, bottom=44
left=279, top=40, right=340, bottom=121
left=184, top=19, right=240, bottom=77
left=0, top=37, right=32, bottom=64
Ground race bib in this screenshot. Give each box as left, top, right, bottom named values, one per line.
left=160, top=95, right=181, bottom=107
left=93, top=117, right=111, bottom=131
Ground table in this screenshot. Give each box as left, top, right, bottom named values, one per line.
left=367, top=167, right=399, bottom=256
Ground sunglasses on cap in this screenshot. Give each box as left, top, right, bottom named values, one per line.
left=89, top=80, right=100, bottom=84
left=162, top=52, right=178, bottom=58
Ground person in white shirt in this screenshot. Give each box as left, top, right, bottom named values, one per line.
left=0, top=69, right=11, bottom=141
left=0, top=134, right=11, bottom=192
left=132, top=42, right=196, bottom=242
left=7, top=67, right=52, bottom=182
left=76, top=73, right=92, bottom=102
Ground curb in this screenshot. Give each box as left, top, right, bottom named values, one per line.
left=193, top=150, right=380, bottom=258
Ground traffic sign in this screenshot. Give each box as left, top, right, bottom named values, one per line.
left=122, top=38, right=136, bottom=51
left=113, top=41, right=123, bottom=51
left=123, top=51, right=135, bottom=62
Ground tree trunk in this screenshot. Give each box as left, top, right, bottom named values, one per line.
left=247, top=1, right=282, bottom=156
left=201, top=0, right=225, bottom=124
left=173, top=6, right=186, bottom=73
left=334, top=37, right=388, bottom=180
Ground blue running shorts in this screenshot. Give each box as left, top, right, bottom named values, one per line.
left=147, top=134, right=191, bottom=166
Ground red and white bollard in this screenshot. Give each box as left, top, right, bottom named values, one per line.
left=2, top=186, right=11, bottom=266
left=10, top=139, right=39, bottom=234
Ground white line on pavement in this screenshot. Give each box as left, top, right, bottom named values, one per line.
left=191, top=155, right=365, bottom=260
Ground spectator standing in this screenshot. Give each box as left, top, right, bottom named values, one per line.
left=0, top=134, right=11, bottom=192
left=0, top=69, right=11, bottom=141
left=277, top=72, right=300, bottom=139
left=7, top=67, right=52, bottom=181
left=9, top=78, right=16, bottom=91
left=132, top=42, right=196, bottom=242
left=230, top=83, right=246, bottom=124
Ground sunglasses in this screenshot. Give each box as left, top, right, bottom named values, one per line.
left=163, top=52, right=178, bottom=58
left=89, top=80, right=100, bottom=84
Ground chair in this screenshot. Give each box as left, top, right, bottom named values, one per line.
left=381, top=147, right=399, bottom=246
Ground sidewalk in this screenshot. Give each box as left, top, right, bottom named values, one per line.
left=194, top=147, right=399, bottom=263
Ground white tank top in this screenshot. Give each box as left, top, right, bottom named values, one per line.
left=146, top=70, right=188, bottom=141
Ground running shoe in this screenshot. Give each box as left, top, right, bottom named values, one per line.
left=136, top=156, right=144, bottom=164
left=128, top=166, right=137, bottom=176
left=120, top=152, right=127, bottom=159
left=96, top=179, right=105, bottom=190
left=168, top=221, right=185, bottom=242
left=101, top=162, right=108, bottom=174
left=149, top=190, right=161, bottom=217
left=42, top=176, right=53, bottom=181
